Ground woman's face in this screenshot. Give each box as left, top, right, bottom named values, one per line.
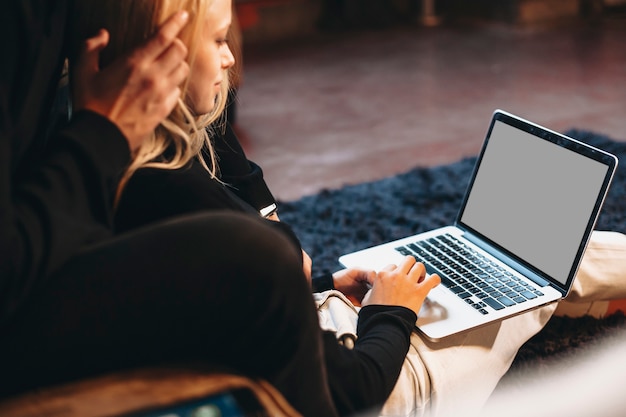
left=186, top=0, right=235, bottom=114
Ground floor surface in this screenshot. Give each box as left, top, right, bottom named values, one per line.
left=235, top=14, right=626, bottom=201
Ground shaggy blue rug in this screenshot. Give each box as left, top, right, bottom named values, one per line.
left=279, top=129, right=626, bottom=378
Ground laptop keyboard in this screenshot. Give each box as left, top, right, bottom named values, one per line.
left=395, top=234, right=545, bottom=314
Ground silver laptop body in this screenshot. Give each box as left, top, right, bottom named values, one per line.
left=339, top=109, right=618, bottom=341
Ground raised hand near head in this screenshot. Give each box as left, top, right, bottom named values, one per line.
left=71, top=11, right=190, bottom=152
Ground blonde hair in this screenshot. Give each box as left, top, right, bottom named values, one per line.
left=69, top=0, right=229, bottom=205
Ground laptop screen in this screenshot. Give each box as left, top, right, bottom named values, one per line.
left=458, top=117, right=612, bottom=286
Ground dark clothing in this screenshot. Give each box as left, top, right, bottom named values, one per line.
left=115, top=124, right=417, bottom=416
left=1, top=0, right=130, bottom=327
left=114, top=124, right=274, bottom=233
left=1, top=213, right=337, bottom=412
left=1, top=2, right=339, bottom=416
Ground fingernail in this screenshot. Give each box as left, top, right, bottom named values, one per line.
left=180, top=11, right=189, bottom=21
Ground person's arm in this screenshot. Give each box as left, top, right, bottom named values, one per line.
left=1, top=111, right=131, bottom=326
left=312, top=273, right=336, bottom=292
left=312, top=268, right=375, bottom=306
left=322, top=306, right=416, bottom=416
left=214, top=123, right=277, bottom=217
left=212, top=124, right=317, bottom=275
left=116, top=121, right=276, bottom=231
left=0, top=4, right=189, bottom=326
left=114, top=158, right=261, bottom=233
left=70, top=12, right=190, bottom=151
left=0, top=2, right=128, bottom=325
left=322, top=257, right=440, bottom=415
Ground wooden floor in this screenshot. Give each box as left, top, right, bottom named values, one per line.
left=235, top=13, right=626, bottom=202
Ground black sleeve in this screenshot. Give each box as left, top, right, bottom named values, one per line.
left=311, top=272, right=335, bottom=292
left=0, top=1, right=132, bottom=326
left=0, top=111, right=130, bottom=325
left=322, top=305, right=417, bottom=417
left=214, top=123, right=277, bottom=214
left=114, top=159, right=260, bottom=233
left=114, top=157, right=306, bottom=263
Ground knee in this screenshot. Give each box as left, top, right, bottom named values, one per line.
left=173, top=211, right=307, bottom=290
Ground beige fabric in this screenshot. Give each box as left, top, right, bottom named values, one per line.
left=554, top=298, right=611, bottom=318
left=317, top=230, right=626, bottom=417
left=315, top=289, right=359, bottom=339
left=479, top=328, right=626, bottom=417
left=380, top=304, right=556, bottom=417
left=560, top=230, right=626, bottom=302
left=315, top=290, right=556, bottom=417
left=555, top=230, right=626, bottom=318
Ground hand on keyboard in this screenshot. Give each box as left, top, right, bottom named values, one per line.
left=362, top=256, right=441, bottom=316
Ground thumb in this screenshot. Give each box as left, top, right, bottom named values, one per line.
left=76, top=29, right=110, bottom=77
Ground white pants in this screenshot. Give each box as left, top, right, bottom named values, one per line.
left=315, top=231, right=626, bottom=417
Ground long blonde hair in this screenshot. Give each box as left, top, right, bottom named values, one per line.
left=68, top=0, right=229, bottom=204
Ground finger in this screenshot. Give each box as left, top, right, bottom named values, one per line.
left=136, top=11, right=189, bottom=62
left=167, top=60, right=190, bottom=90
left=411, top=262, right=427, bottom=282
left=352, top=269, right=374, bottom=282
left=420, top=273, right=441, bottom=290
left=83, top=28, right=109, bottom=54
left=364, top=270, right=376, bottom=287
left=157, top=38, right=189, bottom=76
left=381, top=264, right=397, bottom=272
left=159, top=86, right=183, bottom=118
left=365, top=270, right=377, bottom=283
left=398, top=255, right=417, bottom=273
left=76, top=29, right=109, bottom=75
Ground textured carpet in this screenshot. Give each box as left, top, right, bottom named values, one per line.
left=278, top=129, right=626, bottom=381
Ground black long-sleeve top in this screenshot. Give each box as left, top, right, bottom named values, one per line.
left=115, top=124, right=417, bottom=416
left=114, top=124, right=275, bottom=233
left=0, top=0, right=131, bottom=328
left=2, top=2, right=414, bottom=414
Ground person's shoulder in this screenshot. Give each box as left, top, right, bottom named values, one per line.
left=123, top=161, right=228, bottom=209
left=129, top=160, right=216, bottom=189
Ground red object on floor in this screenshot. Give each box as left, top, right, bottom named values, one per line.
left=606, top=299, right=626, bottom=316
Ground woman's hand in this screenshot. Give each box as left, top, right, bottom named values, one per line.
left=302, top=249, right=312, bottom=282
left=362, top=256, right=440, bottom=316
left=71, top=11, right=190, bottom=152
left=332, top=268, right=376, bottom=306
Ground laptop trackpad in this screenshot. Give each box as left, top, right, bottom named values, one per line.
left=416, top=285, right=483, bottom=339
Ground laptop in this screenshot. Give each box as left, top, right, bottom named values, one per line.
left=339, top=109, right=618, bottom=341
